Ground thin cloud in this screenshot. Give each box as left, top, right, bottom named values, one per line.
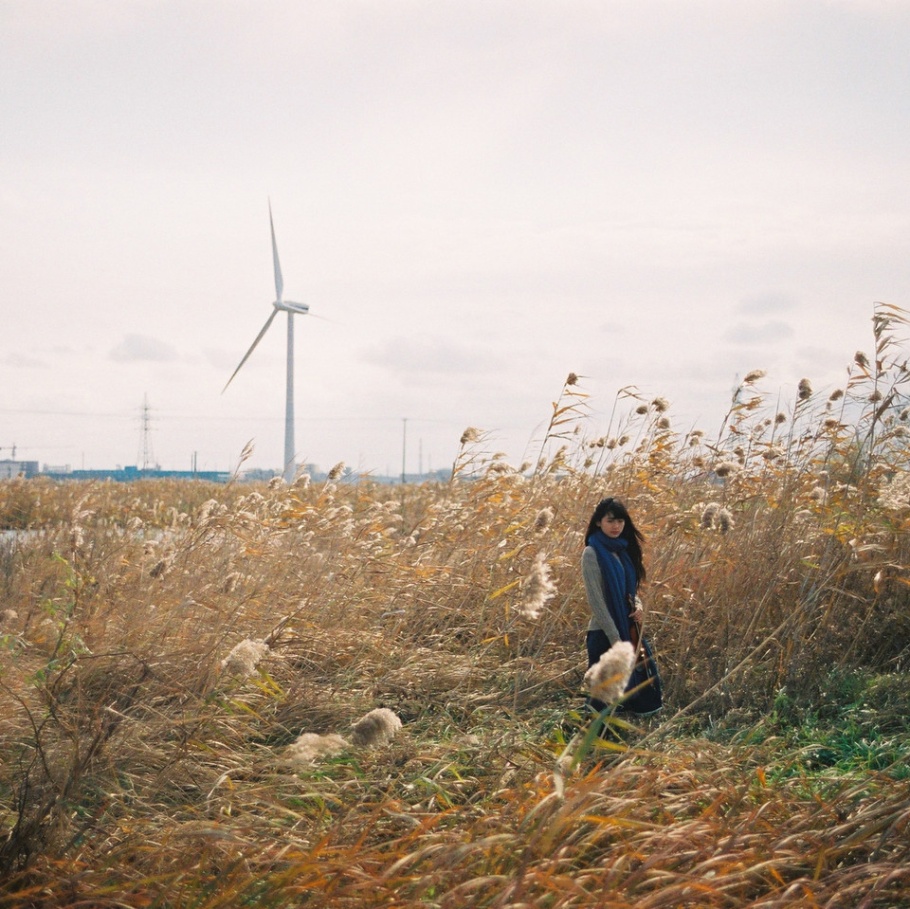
left=736, top=293, right=798, bottom=316
left=109, top=334, right=179, bottom=363
left=361, top=335, right=498, bottom=378
left=2, top=352, right=46, bottom=368
left=723, top=321, right=794, bottom=345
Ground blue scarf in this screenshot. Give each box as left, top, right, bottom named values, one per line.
left=587, top=530, right=638, bottom=642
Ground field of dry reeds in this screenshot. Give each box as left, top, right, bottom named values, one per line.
left=1, top=303, right=909, bottom=907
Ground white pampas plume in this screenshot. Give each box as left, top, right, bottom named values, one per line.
left=286, top=708, right=403, bottom=766
left=196, top=499, right=219, bottom=524
left=517, top=553, right=557, bottom=620
left=533, top=506, right=554, bottom=532
left=879, top=472, right=910, bottom=513
left=583, top=641, right=636, bottom=705
left=350, top=708, right=402, bottom=747
left=700, top=502, right=734, bottom=533
left=713, top=461, right=738, bottom=478
left=287, top=732, right=349, bottom=764
left=220, top=639, right=269, bottom=677
left=700, top=502, right=720, bottom=528
left=715, top=507, right=734, bottom=534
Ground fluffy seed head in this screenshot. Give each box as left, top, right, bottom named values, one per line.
left=533, top=507, right=554, bottom=532
left=879, top=472, right=910, bottom=513
left=700, top=502, right=720, bottom=528
left=287, top=732, right=349, bottom=764
left=743, top=369, right=766, bottom=384
left=517, top=553, right=557, bottom=620
left=798, top=378, right=813, bottom=401
left=221, top=639, right=270, bottom=677
left=350, top=708, right=402, bottom=747
left=583, top=641, right=636, bottom=705
left=715, top=507, right=734, bottom=533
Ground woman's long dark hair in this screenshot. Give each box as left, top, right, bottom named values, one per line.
left=585, top=496, right=646, bottom=583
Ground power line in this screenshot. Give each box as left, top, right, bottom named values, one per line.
left=0, top=407, right=453, bottom=425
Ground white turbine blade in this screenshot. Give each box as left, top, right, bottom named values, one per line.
left=222, top=309, right=279, bottom=392
left=269, top=200, right=284, bottom=302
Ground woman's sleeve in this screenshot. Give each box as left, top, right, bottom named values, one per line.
left=582, top=546, right=621, bottom=645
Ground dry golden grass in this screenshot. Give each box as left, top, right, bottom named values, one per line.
left=1, top=303, right=909, bottom=906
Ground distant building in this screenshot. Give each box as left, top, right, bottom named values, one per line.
left=40, top=465, right=230, bottom=483
left=0, top=460, right=39, bottom=479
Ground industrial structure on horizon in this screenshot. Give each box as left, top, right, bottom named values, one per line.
left=0, top=458, right=447, bottom=485
left=0, top=458, right=230, bottom=483
left=0, top=459, right=40, bottom=480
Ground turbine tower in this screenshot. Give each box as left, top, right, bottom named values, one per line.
left=224, top=202, right=309, bottom=482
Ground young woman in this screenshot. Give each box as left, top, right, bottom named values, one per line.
left=582, top=496, right=661, bottom=715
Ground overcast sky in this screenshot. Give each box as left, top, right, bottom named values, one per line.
left=2, top=0, right=909, bottom=476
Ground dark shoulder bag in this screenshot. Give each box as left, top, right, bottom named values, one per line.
left=625, top=611, right=663, bottom=715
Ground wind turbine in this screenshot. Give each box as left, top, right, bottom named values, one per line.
left=224, top=201, right=309, bottom=482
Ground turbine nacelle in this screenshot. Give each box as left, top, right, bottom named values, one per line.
left=274, top=300, right=309, bottom=315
